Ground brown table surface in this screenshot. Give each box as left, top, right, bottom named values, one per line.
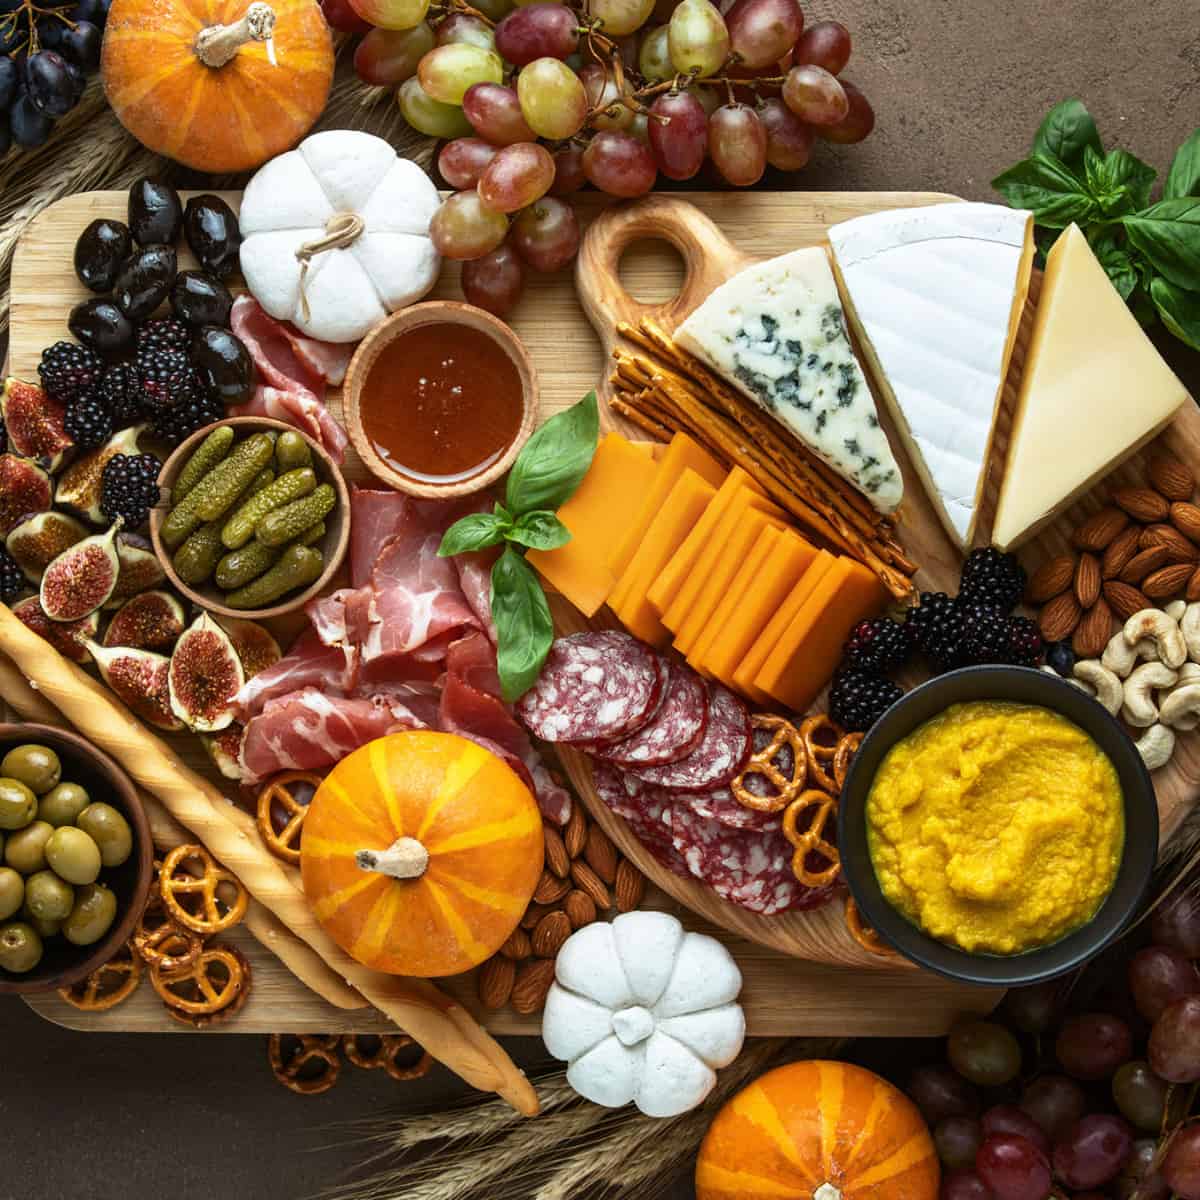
left=4, top=2, right=1200, bottom=1195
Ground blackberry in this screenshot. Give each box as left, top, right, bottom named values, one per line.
left=904, top=591, right=968, bottom=671
left=959, top=601, right=1015, bottom=665
left=842, top=617, right=910, bottom=673
left=151, top=387, right=223, bottom=445
left=100, top=453, right=162, bottom=528
left=1045, top=640, right=1075, bottom=677
left=0, top=546, right=23, bottom=602
left=136, top=316, right=191, bottom=356
left=64, top=392, right=113, bottom=450
left=96, top=363, right=146, bottom=426
left=37, top=340, right=104, bottom=405
left=829, top=668, right=904, bottom=733
left=1006, top=615, right=1044, bottom=667
left=959, top=547, right=1026, bottom=613
left=137, top=346, right=197, bottom=415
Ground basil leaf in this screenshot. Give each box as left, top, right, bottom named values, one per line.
left=992, top=154, right=1097, bottom=228
left=438, top=511, right=512, bottom=557
left=1085, top=147, right=1156, bottom=215
left=1150, top=276, right=1200, bottom=351
left=505, top=392, right=599, bottom=515
left=1031, top=99, right=1103, bottom=172
left=1091, top=233, right=1139, bottom=300
left=1122, top=197, right=1200, bottom=290
left=491, top=545, right=554, bottom=702
left=1130, top=285, right=1159, bottom=330
left=1164, top=128, right=1200, bottom=200
left=507, top=510, right=572, bottom=551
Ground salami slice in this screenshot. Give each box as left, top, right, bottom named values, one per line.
left=625, top=684, right=751, bottom=793
left=591, top=763, right=690, bottom=878
left=668, top=807, right=835, bottom=915
left=517, top=632, right=663, bottom=744
left=594, top=659, right=708, bottom=768
left=684, top=787, right=782, bottom=833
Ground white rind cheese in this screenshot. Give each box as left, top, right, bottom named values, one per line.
left=674, top=247, right=903, bottom=514
left=829, top=202, right=1035, bottom=548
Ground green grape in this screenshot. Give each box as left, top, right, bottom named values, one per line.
left=398, top=76, right=474, bottom=138
left=668, top=0, right=729, bottom=78
left=589, top=0, right=655, bottom=36
left=638, top=24, right=672, bottom=80
left=349, top=0, right=429, bottom=31
left=516, top=57, right=588, bottom=139
left=429, top=190, right=510, bottom=259
left=436, top=12, right=496, bottom=51
left=580, top=63, right=634, bottom=130
left=417, top=44, right=504, bottom=104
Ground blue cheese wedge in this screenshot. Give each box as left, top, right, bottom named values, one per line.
left=674, top=247, right=903, bottom=514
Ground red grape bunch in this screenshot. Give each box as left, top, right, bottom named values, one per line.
left=320, top=0, right=875, bottom=316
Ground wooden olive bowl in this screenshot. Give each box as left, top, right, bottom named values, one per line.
left=149, top=416, right=351, bottom=621
left=0, top=723, right=153, bottom=996
left=343, top=300, right=538, bottom=500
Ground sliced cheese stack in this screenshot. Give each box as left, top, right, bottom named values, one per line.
left=828, top=202, right=1035, bottom=548
left=992, top=224, right=1191, bottom=550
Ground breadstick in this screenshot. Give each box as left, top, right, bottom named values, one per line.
left=0, top=607, right=538, bottom=1116
left=0, top=652, right=366, bottom=1011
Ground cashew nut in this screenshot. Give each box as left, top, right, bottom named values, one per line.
left=1072, top=660, right=1123, bottom=715
left=1160, top=683, right=1200, bottom=731
left=1135, top=724, right=1175, bottom=771
left=1123, top=609, right=1187, bottom=670
left=1102, top=632, right=1158, bottom=678
left=1182, top=603, right=1200, bottom=663
left=1165, top=600, right=1188, bottom=622
left=1122, top=661, right=1180, bottom=727
left=1179, top=663, right=1200, bottom=686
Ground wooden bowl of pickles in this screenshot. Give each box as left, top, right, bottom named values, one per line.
left=149, top=417, right=350, bottom=621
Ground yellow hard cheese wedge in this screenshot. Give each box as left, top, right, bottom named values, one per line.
left=992, top=223, right=1190, bottom=550
left=527, top=432, right=658, bottom=617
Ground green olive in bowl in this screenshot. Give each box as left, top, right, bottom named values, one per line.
left=76, top=804, right=133, bottom=869
left=0, top=745, right=61, bottom=796
left=44, top=827, right=101, bottom=886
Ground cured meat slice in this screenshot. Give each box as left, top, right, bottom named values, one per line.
left=517, top=632, right=663, bottom=744
left=594, top=660, right=708, bottom=768
left=591, top=764, right=689, bottom=878
left=668, top=808, right=835, bottom=915
left=683, top=787, right=782, bottom=834
left=625, top=685, right=751, bottom=793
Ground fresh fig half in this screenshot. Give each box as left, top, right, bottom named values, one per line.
left=40, top=520, right=122, bottom=622
left=201, top=725, right=247, bottom=782
left=87, top=640, right=183, bottom=732
left=0, top=454, right=52, bottom=538
left=107, top=532, right=167, bottom=608
left=168, top=611, right=245, bottom=732
left=55, top=424, right=146, bottom=524
left=103, top=590, right=186, bottom=653
left=214, top=616, right=282, bottom=679
left=0, top=378, right=73, bottom=473
left=6, top=510, right=89, bottom=583
left=11, top=595, right=98, bottom=663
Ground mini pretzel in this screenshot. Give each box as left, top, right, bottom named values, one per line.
left=833, top=732, right=863, bottom=793
left=845, top=897, right=896, bottom=957
left=133, top=900, right=204, bottom=972
left=58, top=942, right=143, bottom=1011
left=801, top=714, right=844, bottom=793
left=256, top=771, right=321, bottom=865
left=781, top=787, right=841, bottom=888
left=151, top=945, right=251, bottom=1018
left=731, top=714, right=807, bottom=813
left=269, top=1034, right=342, bottom=1095
left=160, top=844, right=249, bottom=935
left=341, top=1033, right=433, bottom=1081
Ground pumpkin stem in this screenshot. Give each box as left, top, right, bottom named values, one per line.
left=813, top=1185, right=843, bottom=1200
left=194, top=1, right=277, bottom=69
left=295, top=213, right=367, bottom=322
left=356, top=837, right=430, bottom=881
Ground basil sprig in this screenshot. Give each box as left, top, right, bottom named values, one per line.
left=993, top=99, right=1200, bottom=350
left=438, top=392, right=599, bottom=701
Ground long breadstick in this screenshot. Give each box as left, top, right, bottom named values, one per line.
left=0, top=606, right=538, bottom=1116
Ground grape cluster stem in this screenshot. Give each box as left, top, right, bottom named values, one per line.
left=0, top=0, right=78, bottom=55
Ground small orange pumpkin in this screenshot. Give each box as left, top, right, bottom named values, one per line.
left=696, top=1061, right=939, bottom=1200
left=102, top=0, right=334, bottom=173
left=300, top=731, right=544, bottom=978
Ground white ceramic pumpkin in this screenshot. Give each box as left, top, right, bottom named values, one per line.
left=542, top=912, right=745, bottom=1117
left=238, top=129, right=442, bottom=344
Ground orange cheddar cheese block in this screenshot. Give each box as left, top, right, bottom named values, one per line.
left=606, top=432, right=726, bottom=579
left=733, top=549, right=836, bottom=705
left=697, top=528, right=819, bottom=687
left=611, top=469, right=717, bottom=645
left=527, top=432, right=659, bottom=617
left=646, top=466, right=765, bottom=617
left=754, top=557, right=888, bottom=713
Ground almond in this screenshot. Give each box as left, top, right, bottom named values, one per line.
left=500, top=927, right=532, bottom=960
left=1102, top=581, right=1151, bottom=621
left=1170, top=502, right=1200, bottom=544
left=532, top=910, right=572, bottom=958
left=543, top=826, right=571, bottom=879
left=570, top=859, right=612, bottom=910
left=614, top=858, right=646, bottom=913
left=1113, top=487, right=1170, bottom=523
left=1101, top=525, right=1142, bottom=579
left=1121, top=545, right=1171, bottom=584
left=563, top=888, right=597, bottom=929
left=1028, top=554, right=1076, bottom=602
left=584, top=824, right=618, bottom=885
left=533, top=869, right=571, bottom=905
left=1073, top=507, right=1130, bottom=552
left=1144, top=524, right=1198, bottom=564
left=521, top=903, right=555, bottom=930
left=477, top=955, right=515, bottom=1009
left=1188, top=568, right=1200, bottom=603
left=1038, top=591, right=1082, bottom=642
left=510, top=959, right=556, bottom=1015
left=1143, top=562, right=1195, bottom=599
left=1149, top=454, right=1195, bottom=501
left=564, top=802, right=587, bottom=859
left=1073, top=597, right=1114, bottom=658
left=1073, top=553, right=1101, bottom=609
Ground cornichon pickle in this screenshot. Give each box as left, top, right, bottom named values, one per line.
left=215, top=541, right=279, bottom=591
left=296, top=520, right=325, bottom=547
left=220, top=468, right=317, bottom=550
left=174, top=521, right=223, bottom=584
left=191, top=433, right=276, bottom=521
left=226, top=545, right=324, bottom=609
left=274, top=431, right=312, bottom=473
left=172, top=426, right=234, bottom=503
left=255, top=484, right=336, bottom=547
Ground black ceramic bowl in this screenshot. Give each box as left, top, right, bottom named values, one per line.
left=838, top=665, right=1158, bottom=987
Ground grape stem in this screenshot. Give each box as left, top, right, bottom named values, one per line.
left=0, top=0, right=78, bottom=57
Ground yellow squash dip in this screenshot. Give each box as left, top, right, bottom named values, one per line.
left=866, top=701, right=1124, bottom=955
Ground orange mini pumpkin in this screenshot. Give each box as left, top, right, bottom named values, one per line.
left=300, top=731, right=544, bottom=978
left=696, top=1061, right=939, bottom=1200
left=102, top=0, right=334, bottom=173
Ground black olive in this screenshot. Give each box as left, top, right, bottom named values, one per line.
left=68, top=298, right=134, bottom=356
left=191, top=326, right=253, bottom=404
left=170, top=270, right=234, bottom=328
left=73, top=218, right=131, bottom=292
left=128, top=178, right=183, bottom=246
left=183, top=195, right=242, bottom=279
left=113, top=243, right=177, bottom=321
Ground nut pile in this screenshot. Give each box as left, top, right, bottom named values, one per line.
left=1030, top=454, right=1200, bottom=658
left=477, top=800, right=646, bottom=1016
